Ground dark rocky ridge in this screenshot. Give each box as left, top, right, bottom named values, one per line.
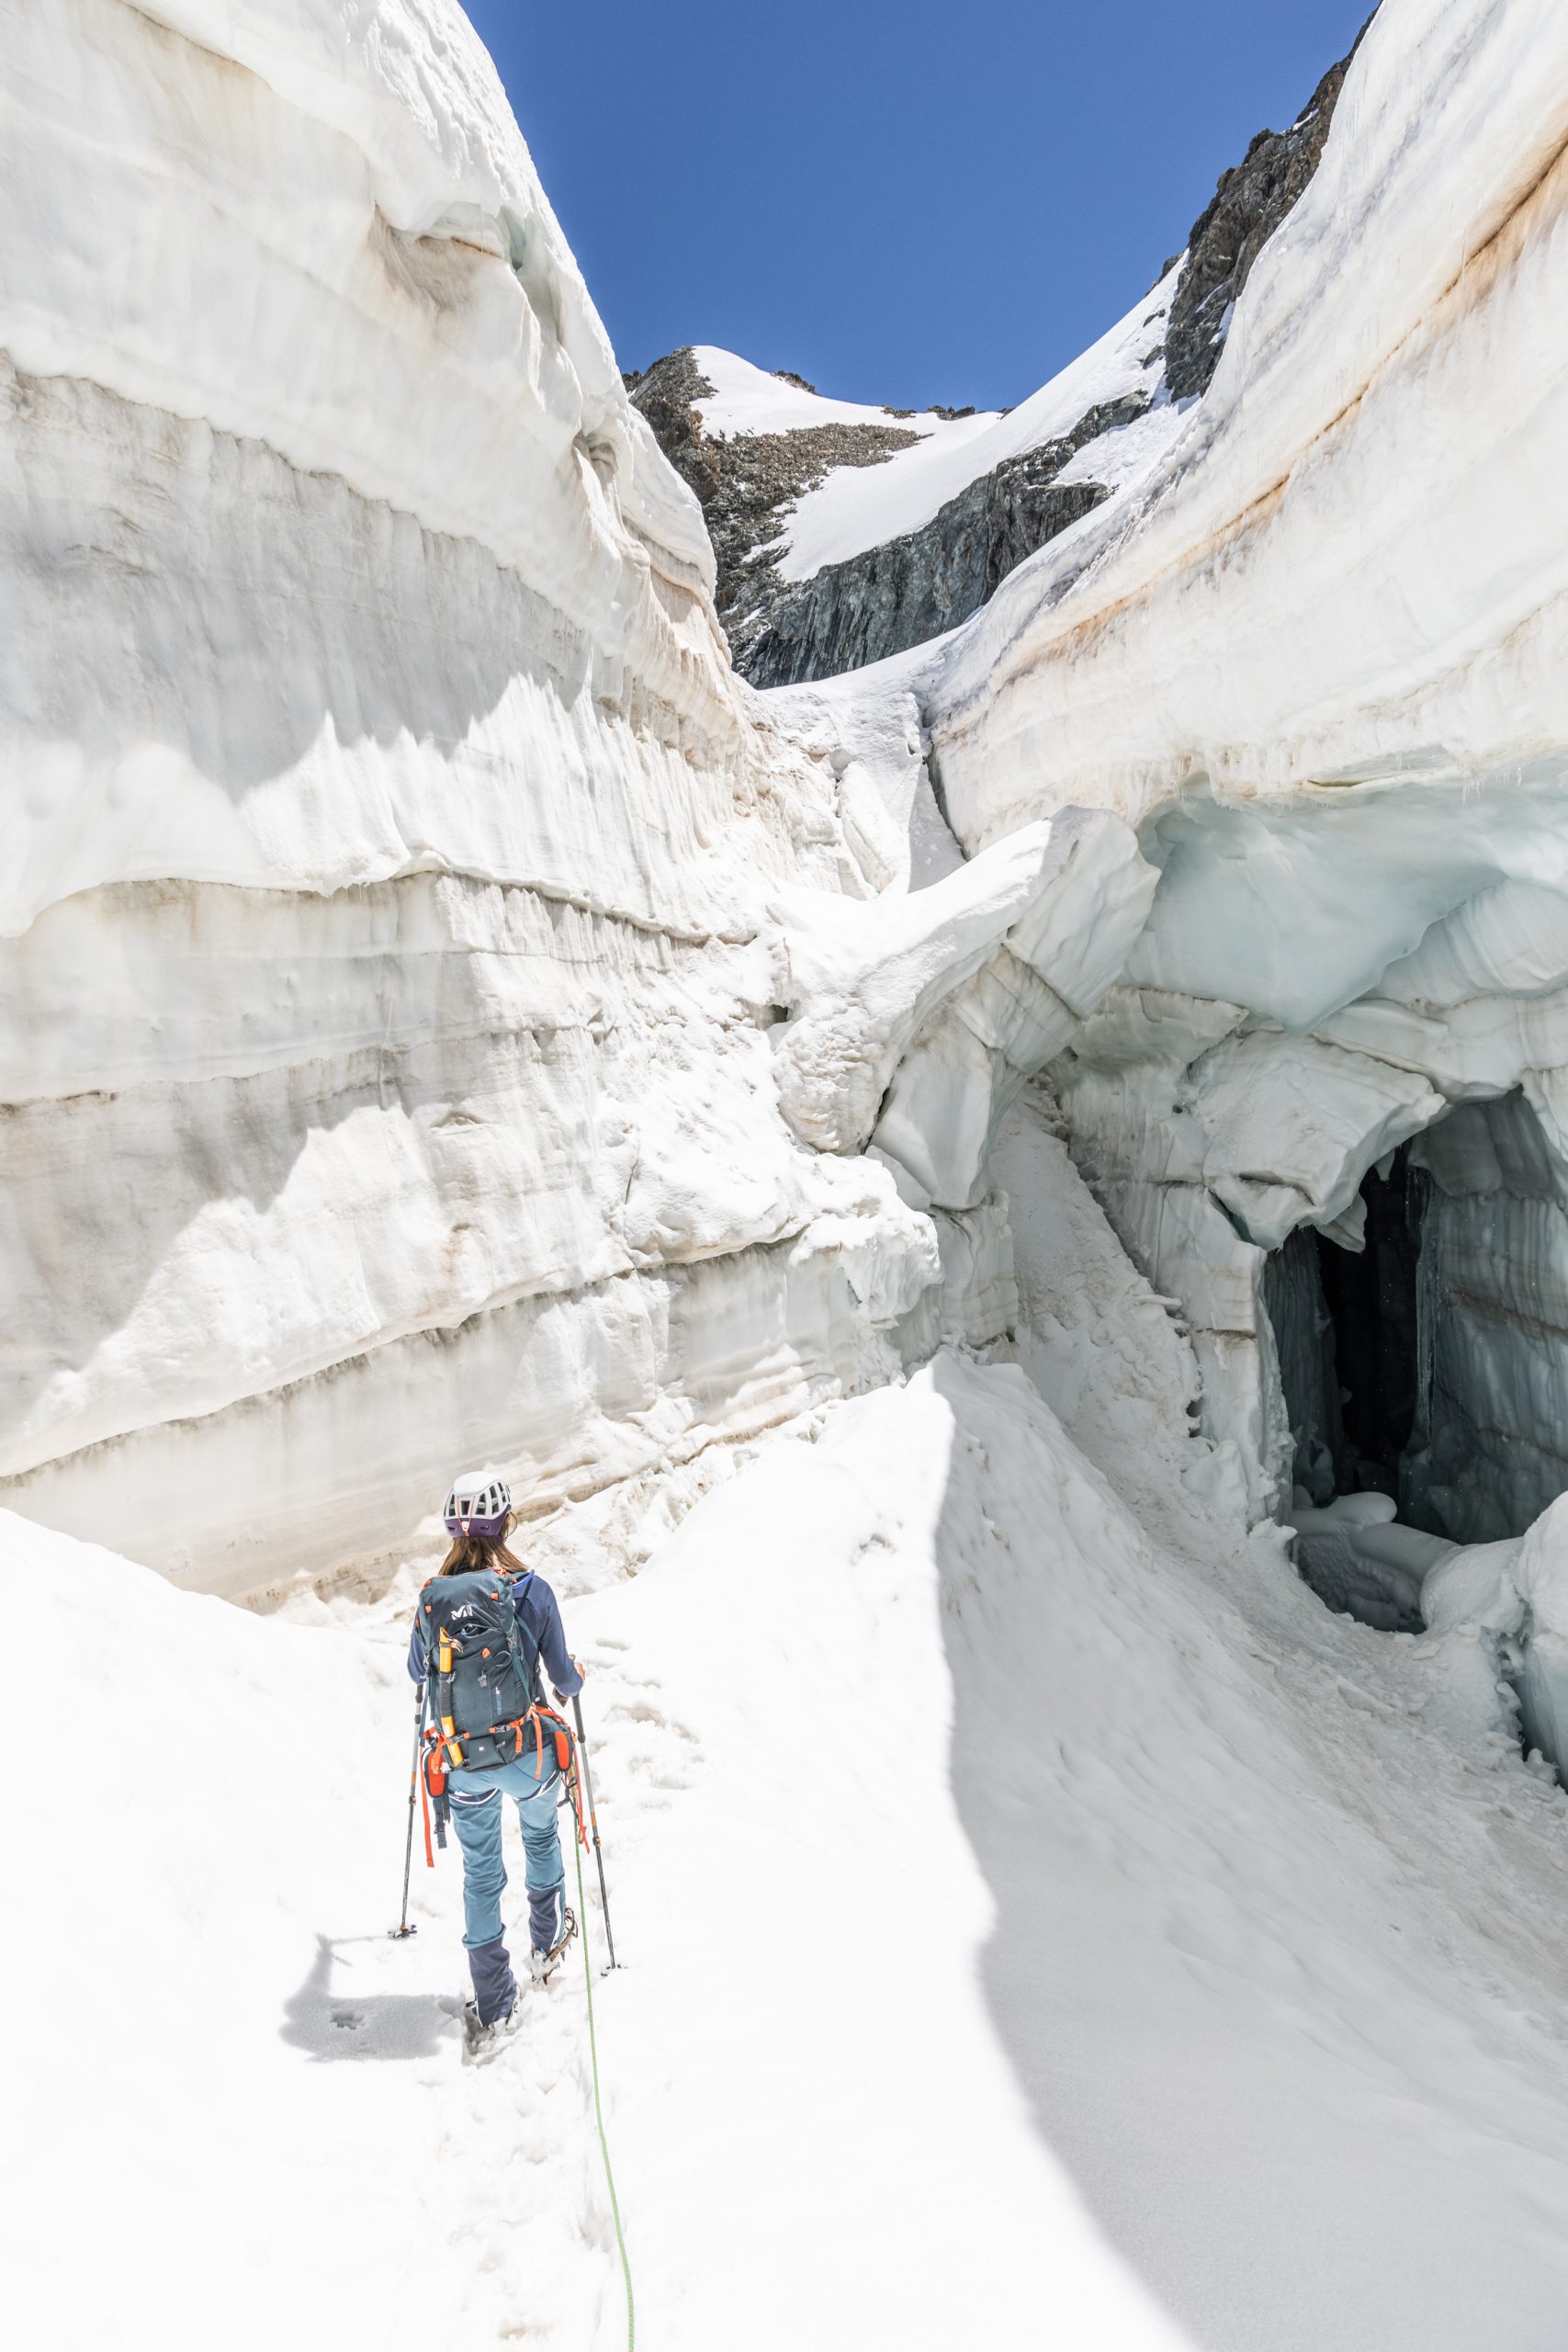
left=624, top=347, right=922, bottom=658
left=628, top=14, right=1373, bottom=684
left=743, top=394, right=1148, bottom=688
left=1165, top=18, right=1372, bottom=400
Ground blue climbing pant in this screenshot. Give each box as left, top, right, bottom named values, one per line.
left=448, top=1749, right=567, bottom=2023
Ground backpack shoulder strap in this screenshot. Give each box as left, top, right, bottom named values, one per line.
left=507, top=1571, right=542, bottom=1701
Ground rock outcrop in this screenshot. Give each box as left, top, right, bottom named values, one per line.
left=1164, top=19, right=1372, bottom=399
left=742, top=395, right=1147, bottom=688
left=627, top=28, right=1371, bottom=690
left=624, top=346, right=920, bottom=664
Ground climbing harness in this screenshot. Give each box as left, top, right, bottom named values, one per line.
left=415, top=1695, right=573, bottom=1864
left=423, top=1695, right=572, bottom=1787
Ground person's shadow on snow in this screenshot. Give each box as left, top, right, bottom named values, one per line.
left=280, top=1933, right=450, bottom=2063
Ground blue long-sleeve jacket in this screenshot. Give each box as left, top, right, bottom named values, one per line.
left=406, top=1570, right=582, bottom=1702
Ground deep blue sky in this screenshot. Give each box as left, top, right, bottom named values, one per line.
left=466, top=2, right=1371, bottom=413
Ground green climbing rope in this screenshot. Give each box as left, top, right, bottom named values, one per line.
left=574, top=1812, right=636, bottom=2348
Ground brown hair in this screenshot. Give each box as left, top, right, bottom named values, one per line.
left=438, top=1518, right=528, bottom=1578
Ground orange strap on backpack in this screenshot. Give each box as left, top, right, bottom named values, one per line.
left=424, top=1702, right=574, bottom=1782
left=420, top=1729, right=448, bottom=1865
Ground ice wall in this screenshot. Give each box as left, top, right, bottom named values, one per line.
left=897, top=0, right=1568, bottom=1544
left=21, top=0, right=1568, bottom=1605
left=1409, top=1094, right=1568, bottom=1540
left=0, top=0, right=940, bottom=1595
left=1053, top=782, right=1568, bottom=1528
left=928, top=0, right=1568, bottom=842
left=1, top=0, right=1155, bottom=1596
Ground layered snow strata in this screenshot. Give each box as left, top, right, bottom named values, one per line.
left=0, top=0, right=940, bottom=1591
left=927, top=0, right=1568, bottom=837
left=0, top=863, right=942, bottom=1590
left=913, top=0, right=1568, bottom=1542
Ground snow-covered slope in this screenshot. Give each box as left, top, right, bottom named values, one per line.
left=18, top=1298, right=1568, bottom=2348
left=688, top=342, right=992, bottom=444
left=775, top=274, right=1178, bottom=583
left=628, top=289, right=1178, bottom=684
left=628, top=32, right=1361, bottom=688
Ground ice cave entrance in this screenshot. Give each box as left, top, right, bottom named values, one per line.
left=1266, top=1088, right=1568, bottom=1634
left=1269, top=1143, right=1427, bottom=1523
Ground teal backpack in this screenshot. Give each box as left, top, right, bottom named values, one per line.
left=418, top=1567, right=538, bottom=1771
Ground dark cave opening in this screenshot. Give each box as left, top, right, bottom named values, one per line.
left=1266, top=1144, right=1432, bottom=1514
left=1314, top=1148, right=1427, bottom=1501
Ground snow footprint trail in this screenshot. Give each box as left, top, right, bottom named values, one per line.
left=423, top=1971, right=609, bottom=2346
left=388, top=1630, right=703, bottom=2349
left=929, top=1361, right=1568, bottom=2352
left=551, top=1358, right=1568, bottom=2348
left=3, top=1506, right=701, bottom=2352
left=30, top=1347, right=1568, bottom=2349
left=567, top=1406, right=1198, bottom=2352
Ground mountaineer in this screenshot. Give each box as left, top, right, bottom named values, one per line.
left=407, top=1468, right=584, bottom=2058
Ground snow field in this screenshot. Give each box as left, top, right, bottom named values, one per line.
left=767, top=266, right=1180, bottom=583
left=689, top=343, right=995, bottom=442
left=17, top=1194, right=1568, bottom=2347
left=679, top=261, right=1179, bottom=603
left=4, top=1510, right=681, bottom=2349
left=928, top=0, right=1568, bottom=836
left=576, top=1377, right=1190, bottom=2352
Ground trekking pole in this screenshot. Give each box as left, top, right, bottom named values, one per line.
left=389, top=1688, right=426, bottom=1940
left=571, top=1694, right=621, bottom=1972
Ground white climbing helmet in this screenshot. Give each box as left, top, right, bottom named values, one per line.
left=443, top=1467, right=512, bottom=1539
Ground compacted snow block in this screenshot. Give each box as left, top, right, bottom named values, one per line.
left=772, top=807, right=1154, bottom=1196
left=1293, top=1481, right=1568, bottom=1773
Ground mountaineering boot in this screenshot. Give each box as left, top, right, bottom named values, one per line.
left=463, top=1933, right=519, bottom=2057
left=462, top=1987, right=524, bottom=2064
left=527, top=1885, right=577, bottom=1983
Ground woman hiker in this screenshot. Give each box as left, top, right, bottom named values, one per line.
left=407, top=1468, right=584, bottom=2056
